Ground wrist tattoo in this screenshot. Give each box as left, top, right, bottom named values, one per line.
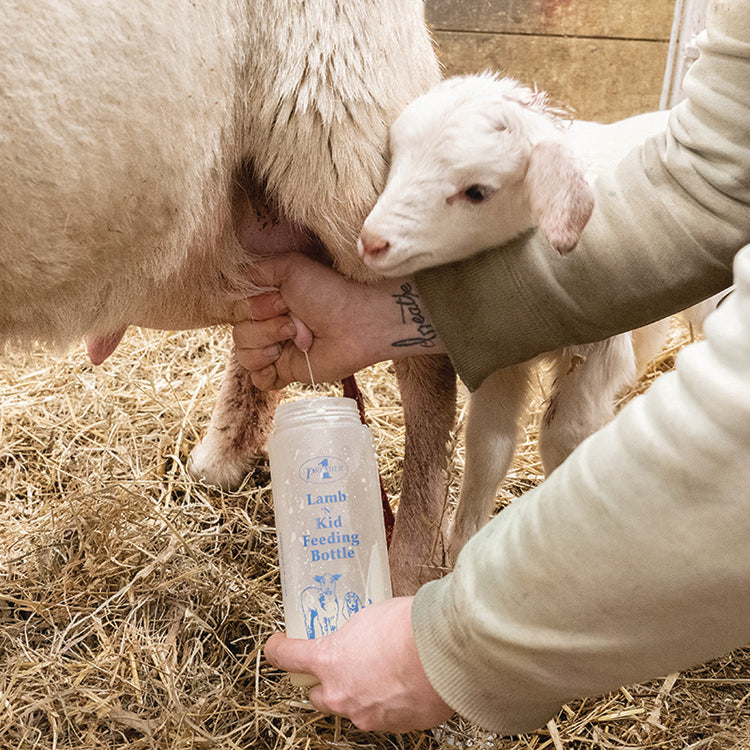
left=391, top=282, right=437, bottom=349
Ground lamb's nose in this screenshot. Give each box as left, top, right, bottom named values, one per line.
left=359, top=227, right=390, bottom=258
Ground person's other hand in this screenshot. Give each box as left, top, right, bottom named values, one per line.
left=264, top=596, right=453, bottom=732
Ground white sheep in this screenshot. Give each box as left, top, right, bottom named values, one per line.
left=1, top=0, right=452, bottom=595
left=358, top=73, right=723, bottom=560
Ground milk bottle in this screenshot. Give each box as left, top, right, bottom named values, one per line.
left=268, top=397, right=392, bottom=685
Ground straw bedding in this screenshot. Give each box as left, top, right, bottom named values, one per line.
left=0, top=323, right=748, bottom=749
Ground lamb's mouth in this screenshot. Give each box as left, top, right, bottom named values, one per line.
left=362, top=249, right=432, bottom=277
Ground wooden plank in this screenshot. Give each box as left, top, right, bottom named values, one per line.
left=432, top=31, right=669, bottom=122
left=426, top=0, right=676, bottom=41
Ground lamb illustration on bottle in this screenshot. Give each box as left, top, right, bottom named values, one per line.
left=300, top=574, right=368, bottom=638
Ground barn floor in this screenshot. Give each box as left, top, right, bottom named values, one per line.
left=1, top=324, right=749, bottom=749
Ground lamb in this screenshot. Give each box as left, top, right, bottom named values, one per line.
left=358, top=73, right=723, bottom=560
left=0, top=1, right=452, bottom=595
left=301, top=574, right=342, bottom=639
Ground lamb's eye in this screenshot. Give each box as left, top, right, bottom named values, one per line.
left=463, top=184, right=494, bottom=203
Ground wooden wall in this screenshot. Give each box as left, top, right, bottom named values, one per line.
left=425, top=0, right=677, bottom=122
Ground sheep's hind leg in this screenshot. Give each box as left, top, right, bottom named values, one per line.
left=188, top=347, right=283, bottom=489
left=389, top=354, right=457, bottom=596
left=188, top=175, right=317, bottom=490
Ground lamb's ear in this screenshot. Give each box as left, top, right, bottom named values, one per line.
left=525, top=141, right=594, bottom=254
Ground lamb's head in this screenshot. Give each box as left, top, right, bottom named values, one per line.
left=358, top=73, right=594, bottom=277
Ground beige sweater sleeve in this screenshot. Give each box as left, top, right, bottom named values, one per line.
left=415, top=0, right=750, bottom=392
left=412, top=242, right=750, bottom=734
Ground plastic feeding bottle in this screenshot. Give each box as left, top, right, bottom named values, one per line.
left=268, top=396, right=392, bottom=686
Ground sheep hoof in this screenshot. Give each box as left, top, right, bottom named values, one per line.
left=187, top=436, right=256, bottom=491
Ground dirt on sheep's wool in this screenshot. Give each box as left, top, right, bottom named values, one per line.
left=0, top=323, right=749, bottom=750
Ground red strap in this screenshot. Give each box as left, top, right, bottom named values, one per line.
left=342, top=375, right=394, bottom=547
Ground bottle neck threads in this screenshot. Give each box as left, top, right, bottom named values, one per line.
left=272, top=396, right=361, bottom=431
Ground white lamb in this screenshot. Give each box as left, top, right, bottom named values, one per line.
left=358, top=73, right=722, bottom=561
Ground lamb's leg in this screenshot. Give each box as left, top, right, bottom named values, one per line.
left=389, top=354, right=457, bottom=596
left=632, top=318, right=670, bottom=374
left=676, top=291, right=730, bottom=337
left=188, top=347, right=282, bottom=489
left=539, top=335, right=636, bottom=474
left=446, top=364, right=531, bottom=564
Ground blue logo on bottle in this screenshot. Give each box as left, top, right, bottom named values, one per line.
left=299, top=456, right=349, bottom=484
left=301, top=573, right=369, bottom=638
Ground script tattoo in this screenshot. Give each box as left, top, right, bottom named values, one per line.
left=391, top=282, right=437, bottom=349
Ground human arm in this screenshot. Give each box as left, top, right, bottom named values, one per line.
left=411, top=244, right=750, bottom=733
left=415, top=0, right=750, bottom=390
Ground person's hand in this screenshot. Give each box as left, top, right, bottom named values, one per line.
left=264, top=597, right=453, bottom=733
left=232, top=253, right=384, bottom=388
left=232, top=253, right=445, bottom=390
